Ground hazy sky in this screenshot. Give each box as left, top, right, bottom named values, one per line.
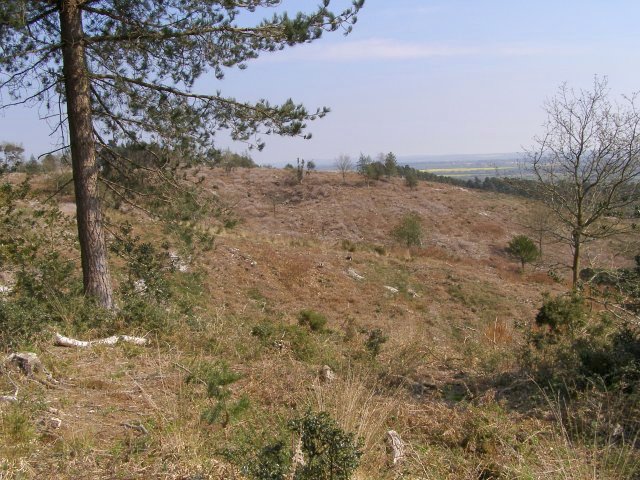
left=2, top=0, right=640, bottom=166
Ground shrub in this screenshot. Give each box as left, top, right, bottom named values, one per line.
left=289, top=411, right=362, bottom=480
left=252, top=322, right=320, bottom=363
left=251, top=441, right=291, bottom=480
left=535, top=293, right=586, bottom=336
left=526, top=292, right=640, bottom=392
left=404, top=170, right=418, bottom=189
left=506, top=235, right=539, bottom=271
left=341, top=239, right=356, bottom=252
left=392, top=212, right=423, bottom=247
left=298, top=310, right=327, bottom=332
left=249, top=411, right=362, bottom=480
left=364, top=328, right=388, bottom=357
left=186, top=361, right=249, bottom=428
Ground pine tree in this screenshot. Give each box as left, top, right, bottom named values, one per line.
left=0, top=1, right=364, bottom=308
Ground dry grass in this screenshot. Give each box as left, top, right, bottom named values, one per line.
left=2, top=168, right=638, bottom=479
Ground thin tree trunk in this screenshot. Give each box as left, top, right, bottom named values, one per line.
left=59, top=0, right=114, bottom=309
left=571, top=231, right=581, bottom=289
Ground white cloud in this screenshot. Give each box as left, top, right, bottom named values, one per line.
left=259, top=38, right=580, bottom=63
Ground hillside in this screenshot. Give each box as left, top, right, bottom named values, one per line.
left=1, top=168, right=638, bottom=479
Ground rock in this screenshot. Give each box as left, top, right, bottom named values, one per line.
left=407, top=288, right=420, bottom=298
left=169, top=251, right=189, bottom=272
left=347, top=268, right=364, bottom=281
left=42, top=417, right=62, bottom=429
left=319, top=365, right=336, bottom=383
left=7, top=352, right=43, bottom=376
left=384, top=286, right=399, bottom=294
left=386, top=430, right=405, bottom=466
left=133, top=279, right=147, bottom=294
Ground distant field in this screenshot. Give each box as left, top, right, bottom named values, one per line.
left=422, top=166, right=515, bottom=173
left=398, top=153, right=524, bottom=179
left=420, top=165, right=521, bottom=179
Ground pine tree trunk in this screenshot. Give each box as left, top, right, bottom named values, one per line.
left=59, top=0, right=114, bottom=310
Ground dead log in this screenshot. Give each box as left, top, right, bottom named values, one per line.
left=54, top=333, right=148, bottom=348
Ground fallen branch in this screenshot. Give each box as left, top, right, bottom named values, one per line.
left=54, top=333, right=148, bottom=348
left=121, top=421, right=148, bottom=435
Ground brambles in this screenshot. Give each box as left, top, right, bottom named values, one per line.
left=392, top=212, right=423, bottom=247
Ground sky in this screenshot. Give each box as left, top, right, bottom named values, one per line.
left=2, top=0, right=640, bottom=166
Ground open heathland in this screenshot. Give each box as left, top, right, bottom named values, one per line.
left=1, top=168, right=638, bottom=479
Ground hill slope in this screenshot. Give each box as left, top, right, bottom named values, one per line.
left=1, top=168, right=637, bottom=479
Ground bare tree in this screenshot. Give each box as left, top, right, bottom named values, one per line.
left=334, top=154, right=353, bottom=183
left=523, top=203, right=557, bottom=258
left=527, top=77, right=640, bottom=287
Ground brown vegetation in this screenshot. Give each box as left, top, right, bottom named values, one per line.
left=1, top=168, right=638, bottom=479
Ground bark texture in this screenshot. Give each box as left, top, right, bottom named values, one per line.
left=59, top=0, right=114, bottom=309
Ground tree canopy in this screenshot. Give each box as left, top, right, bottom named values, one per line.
left=1, top=1, right=363, bottom=155
left=0, top=0, right=364, bottom=308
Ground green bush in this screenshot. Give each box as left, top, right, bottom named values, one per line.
left=289, top=411, right=362, bottom=480
left=340, top=239, right=356, bottom=252
left=506, top=234, right=539, bottom=271
left=298, top=310, right=327, bottom=332
left=404, top=170, right=418, bottom=189
left=535, top=293, right=586, bottom=336
left=0, top=297, right=51, bottom=349
left=249, top=411, right=362, bottom=480
left=186, top=361, right=249, bottom=428
left=364, top=328, right=388, bottom=357
left=526, top=293, right=640, bottom=391
left=392, top=212, right=423, bottom=247
left=251, top=322, right=325, bottom=363
left=250, top=441, right=291, bottom=480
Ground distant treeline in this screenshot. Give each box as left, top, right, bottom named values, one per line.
left=397, top=164, right=537, bottom=198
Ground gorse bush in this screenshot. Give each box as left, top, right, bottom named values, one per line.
left=535, top=293, right=586, bottom=336
left=110, top=222, right=170, bottom=302
left=404, top=170, right=418, bottom=189
left=0, top=177, right=87, bottom=348
left=252, top=322, right=322, bottom=363
left=251, top=441, right=291, bottom=480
